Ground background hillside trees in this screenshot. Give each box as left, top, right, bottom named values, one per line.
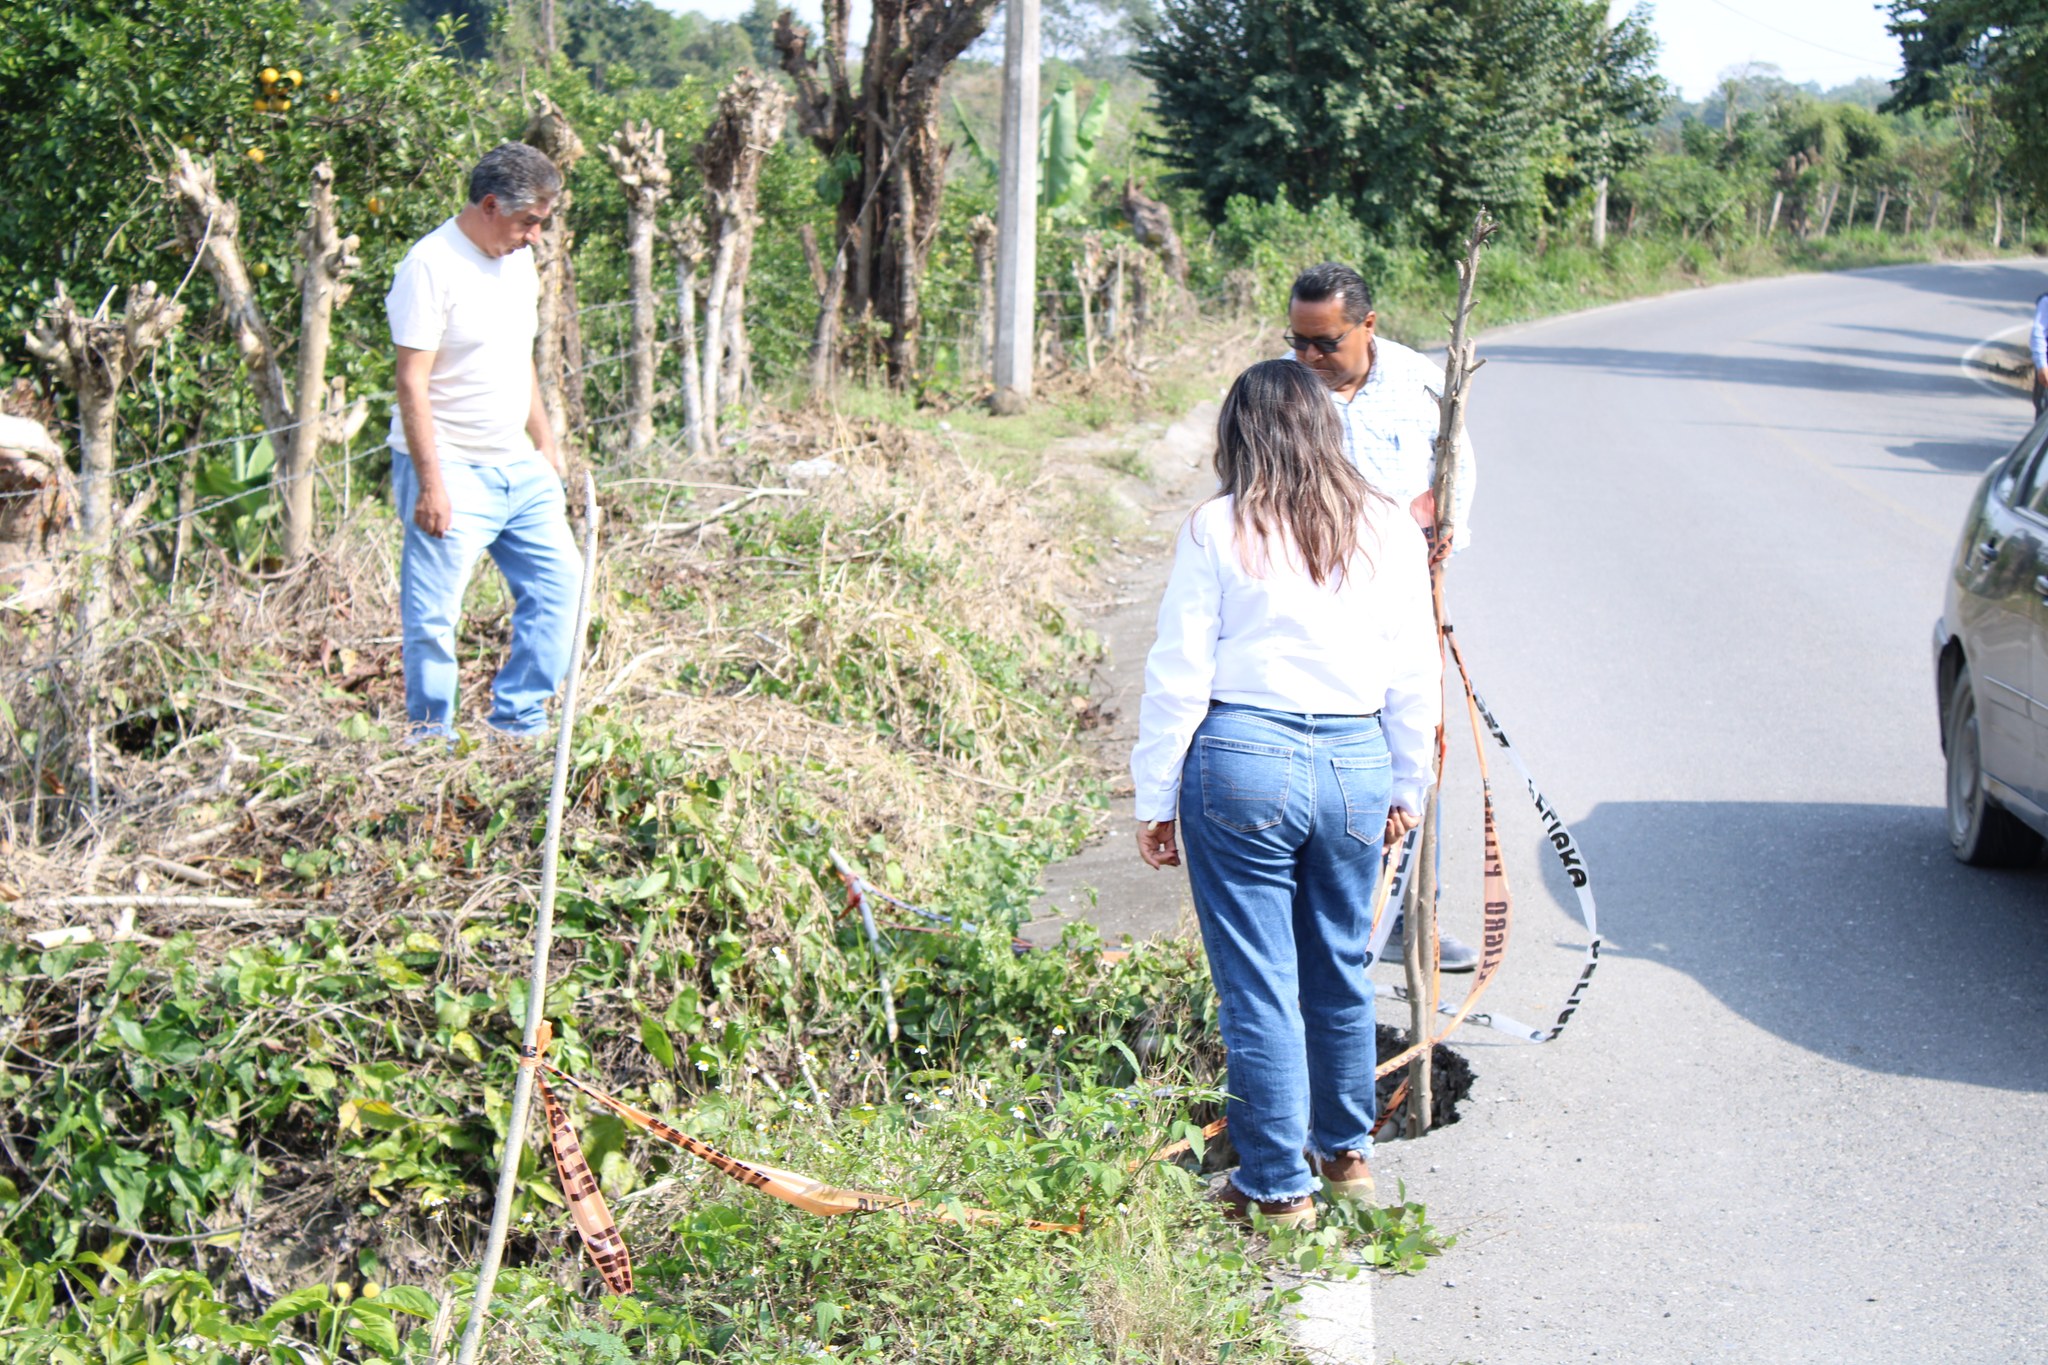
left=1134, top=0, right=1665, bottom=245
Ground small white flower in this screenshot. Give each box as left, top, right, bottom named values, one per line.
left=1010, top=1037, right=1027, bottom=1051
left=695, top=1060, right=710, bottom=1072
left=914, top=1044, right=929, bottom=1056
left=1051, top=1026, right=1066, bottom=1038
left=1012, top=1297, right=1025, bottom=1308
left=937, top=1086, right=953, bottom=1097
left=1010, top=1106, right=1027, bottom=1119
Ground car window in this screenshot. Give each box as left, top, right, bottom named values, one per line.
left=1997, top=420, right=2048, bottom=507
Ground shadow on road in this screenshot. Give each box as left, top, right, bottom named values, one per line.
left=1862, top=261, right=2048, bottom=313
left=1562, top=800, right=2048, bottom=1092
left=1485, top=344, right=1976, bottom=398
left=1883, top=437, right=2015, bottom=473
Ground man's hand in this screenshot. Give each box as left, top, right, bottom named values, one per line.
left=2036, top=365, right=2048, bottom=392
left=1384, top=804, right=1418, bottom=846
left=413, top=480, right=452, bottom=538
left=1427, top=528, right=1453, bottom=566
left=1137, top=819, right=1181, bottom=869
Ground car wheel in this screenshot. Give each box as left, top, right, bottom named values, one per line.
left=1945, top=664, right=2043, bottom=867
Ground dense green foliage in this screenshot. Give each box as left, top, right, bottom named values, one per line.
left=1134, top=0, right=1665, bottom=243
left=1886, top=0, right=2048, bottom=209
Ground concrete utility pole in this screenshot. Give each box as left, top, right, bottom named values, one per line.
left=991, top=0, right=1039, bottom=415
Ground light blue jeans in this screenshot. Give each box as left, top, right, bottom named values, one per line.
left=392, top=448, right=581, bottom=738
left=1180, top=702, right=1388, bottom=1203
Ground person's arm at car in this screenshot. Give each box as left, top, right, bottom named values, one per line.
left=394, top=346, right=449, bottom=538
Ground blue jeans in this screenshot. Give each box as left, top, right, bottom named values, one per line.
left=392, top=448, right=581, bottom=737
left=1180, top=702, right=1388, bottom=1203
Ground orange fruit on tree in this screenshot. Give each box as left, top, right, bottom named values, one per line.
left=260, top=67, right=280, bottom=85
left=247, top=146, right=266, bottom=164
left=325, top=89, right=340, bottom=103
left=367, top=196, right=385, bottom=215
left=275, top=97, right=290, bottom=111
left=285, top=70, right=303, bottom=87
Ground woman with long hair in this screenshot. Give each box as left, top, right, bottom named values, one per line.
left=1132, top=358, right=1441, bottom=1227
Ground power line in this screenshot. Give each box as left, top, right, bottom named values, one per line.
left=1701, top=0, right=1900, bottom=72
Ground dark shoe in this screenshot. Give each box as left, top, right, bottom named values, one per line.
left=1217, top=1181, right=1318, bottom=1230
left=1382, top=914, right=1479, bottom=973
left=1309, top=1150, right=1375, bottom=1203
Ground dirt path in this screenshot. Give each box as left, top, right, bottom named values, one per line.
left=1025, top=399, right=1218, bottom=948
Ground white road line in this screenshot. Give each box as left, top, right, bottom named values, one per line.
left=1959, top=321, right=2031, bottom=398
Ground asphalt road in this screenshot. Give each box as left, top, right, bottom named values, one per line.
left=1368, top=261, right=2048, bottom=1363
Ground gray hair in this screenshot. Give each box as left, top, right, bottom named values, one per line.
left=1290, top=262, right=1374, bottom=324
left=467, top=143, right=563, bottom=211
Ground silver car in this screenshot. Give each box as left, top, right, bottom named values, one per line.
left=1935, top=412, right=2048, bottom=865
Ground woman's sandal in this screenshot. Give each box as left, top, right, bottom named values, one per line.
left=1217, top=1181, right=1319, bottom=1230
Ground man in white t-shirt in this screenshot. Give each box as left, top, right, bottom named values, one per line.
left=1286, top=261, right=1481, bottom=972
left=386, top=142, right=578, bottom=740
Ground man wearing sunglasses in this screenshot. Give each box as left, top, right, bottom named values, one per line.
left=1285, top=261, right=1482, bottom=973
left=1284, top=261, right=1476, bottom=564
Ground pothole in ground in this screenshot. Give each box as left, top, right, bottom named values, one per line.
left=1191, top=1026, right=1476, bottom=1175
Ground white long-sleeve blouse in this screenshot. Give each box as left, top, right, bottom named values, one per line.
left=1130, top=494, right=1443, bottom=823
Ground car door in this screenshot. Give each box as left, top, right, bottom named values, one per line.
left=1965, top=422, right=2048, bottom=809
left=2017, top=456, right=2048, bottom=811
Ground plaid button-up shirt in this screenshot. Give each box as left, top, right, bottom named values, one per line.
left=1296, top=336, right=1477, bottom=546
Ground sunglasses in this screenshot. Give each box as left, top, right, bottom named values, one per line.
left=1283, top=321, right=1362, bottom=355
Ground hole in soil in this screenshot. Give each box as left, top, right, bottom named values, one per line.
left=107, top=705, right=183, bottom=758
left=1191, top=1026, right=1477, bottom=1174
left=1375, top=1023, right=1476, bottom=1133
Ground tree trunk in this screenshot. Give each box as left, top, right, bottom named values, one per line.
left=698, top=220, right=739, bottom=451
left=1929, top=191, right=1942, bottom=231
left=666, top=217, right=707, bottom=458
left=1874, top=188, right=1890, bottom=232
left=166, top=149, right=292, bottom=444
left=1592, top=176, right=1609, bottom=250
left=284, top=162, right=360, bottom=562
left=968, top=214, right=996, bottom=379
left=1904, top=196, right=1915, bottom=235
left=26, top=283, right=184, bottom=629
left=1995, top=192, right=2006, bottom=249
left=560, top=261, right=588, bottom=434
left=602, top=119, right=672, bottom=460
left=776, top=0, right=1002, bottom=389
left=1767, top=190, right=1783, bottom=236
left=525, top=96, right=587, bottom=449
left=810, top=234, right=848, bottom=395
left=694, top=69, right=790, bottom=430
left=0, top=412, right=76, bottom=613
left=1844, top=184, right=1860, bottom=231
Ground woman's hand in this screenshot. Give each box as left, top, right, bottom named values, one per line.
left=1137, top=819, right=1181, bottom=869
left=1383, top=804, right=1419, bottom=846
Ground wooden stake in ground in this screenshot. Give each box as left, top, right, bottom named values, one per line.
left=453, top=475, right=603, bottom=1365
left=25, top=282, right=184, bottom=628
left=603, top=120, right=672, bottom=460
left=1398, top=208, right=1496, bottom=1139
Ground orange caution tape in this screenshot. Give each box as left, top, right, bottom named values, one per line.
left=518, top=1024, right=1083, bottom=1290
